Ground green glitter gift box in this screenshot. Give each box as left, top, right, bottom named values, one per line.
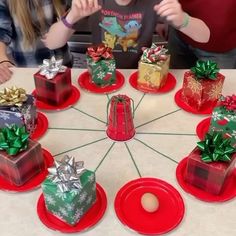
left=42, top=156, right=96, bottom=225
left=86, top=44, right=116, bottom=87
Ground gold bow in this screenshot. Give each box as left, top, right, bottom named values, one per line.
left=0, top=86, right=27, bottom=107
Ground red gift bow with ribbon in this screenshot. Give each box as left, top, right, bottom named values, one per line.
left=87, top=44, right=113, bottom=62
left=141, top=44, right=168, bottom=64
left=220, top=94, right=236, bottom=111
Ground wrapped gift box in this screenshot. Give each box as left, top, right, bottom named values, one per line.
left=34, top=57, right=72, bottom=105
left=87, top=44, right=116, bottom=87
left=0, top=87, right=37, bottom=134
left=0, top=126, right=45, bottom=186
left=137, top=44, right=170, bottom=92
left=42, top=156, right=96, bottom=226
left=185, top=133, right=236, bottom=195
left=209, top=95, right=236, bottom=146
left=181, top=60, right=225, bottom=110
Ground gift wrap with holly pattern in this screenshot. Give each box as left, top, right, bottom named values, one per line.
left=42, top=169, right=96, bottom=225
left=209, top=96, right=236, bottom=147
left=86, top=44, right=116, bottom=87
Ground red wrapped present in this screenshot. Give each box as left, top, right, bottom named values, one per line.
left=34, top=57, right=72, bottom=105
left=106, top=94, right=135, bottom=141
left=185, top=132, right=236, bottom=195
left=181, top=60, right=225, bottom=110
left=0, top=126, right=45, bottom=186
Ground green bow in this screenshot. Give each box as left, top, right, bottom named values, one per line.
left=197, top=132, right=235, bottom=163
left=191, top=60, right=219, bottom=80
left=0, top=125, right=29, bottom=155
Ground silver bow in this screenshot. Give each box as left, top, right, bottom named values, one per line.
left=48, top=155, right=85, bottom=192
left=39, top=56, right=67, bottom=79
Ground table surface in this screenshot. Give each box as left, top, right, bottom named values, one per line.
left=0, top=68, right=236, bottom=236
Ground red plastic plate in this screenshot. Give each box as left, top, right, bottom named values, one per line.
left=196, top=117, right=211, bottom=140
left=114, top=177, right=185, bottom=235
left=176, top=157, right=236, bottom=202
left=32, top=85, right=80, bottom=111
left=0, top=149, right=54, bottom=192
left=37, top=183, right=107, bottom=233
left=174, top=89, right=215, bottom=115
left=78, top=70, right=125, bottom=94
left=129, top=71, right=176, bottom=93
left=30, top=112, right=48, bottom=140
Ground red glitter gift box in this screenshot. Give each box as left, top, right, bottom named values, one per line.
left=185, top=146, right=236, bottom=195
left=181, top=60, right=225, bottom=111
left=0, top=139, right=45, bottom=186
left=34, top=57, right=72, bottom=106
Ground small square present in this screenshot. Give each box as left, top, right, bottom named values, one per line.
left=209, top=95, right=236, bottom=147
left=42, top=156, right=96, bottom=226
left=34, top=57, right=72, bottom=105
left=0, top=125, right=45, bottom=186
left=87, top=44, right=116, bottom=87
left=0, top=87, right=37, bottom=134
left=137, top=44, right=170, bottom=92
left=181, top=60, right=225, bottom=110
left=185, top=132, right=236, bottom=195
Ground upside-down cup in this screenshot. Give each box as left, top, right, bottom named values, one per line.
left=106, top=95, right=135, bottom=141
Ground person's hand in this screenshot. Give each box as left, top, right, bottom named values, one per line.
left=0, top=61, right=14, bottom=84
left=67, top=0, right=101, bottom=24
left=155, top=23, right=169, bottom=40
left=42, top=0, right=102, bottom=50
left=154, top=0, right=185, bottom=29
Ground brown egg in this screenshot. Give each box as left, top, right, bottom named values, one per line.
left=141, top=192, right=159, bottom=213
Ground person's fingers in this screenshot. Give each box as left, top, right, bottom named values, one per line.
left=94, top=0, right=99, bottom=8
left=73, top=0, right=82, bottom=10
left=156, top=3, right=177, bottom=15
left=165, top=14, right=178, bottom=22
left=41, top=37, right=48, bottom=47
left=80, top=0, right=88, bottom=10
left=92, top=5, right=101, bottom=14
left=86, top=0, right=101, bottom=13
left=159, top=0, right=177, bottom=7
left=158, top=8, right=177, bottom=18
left=88, top=0, right=94, bottom=8
left=154, top=0, right=180, bottom=13
left=154, top=0, right=173, bottom=10
left=2, top=63, right=13, bottom=75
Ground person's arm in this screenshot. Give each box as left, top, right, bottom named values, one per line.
left=42, top=0, right=101, bottom=49
left=0, top=0, right=14, bottom=84
left=0, top=42, right=13, bottom=84
left=0, top=42, right=10, bottom=62
left=154, top=0, right=210, bottom=43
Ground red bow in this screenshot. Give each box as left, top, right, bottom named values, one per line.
left=221, top=94, right=236, bottom=111
left=87, top=44, right=113, bottom=62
